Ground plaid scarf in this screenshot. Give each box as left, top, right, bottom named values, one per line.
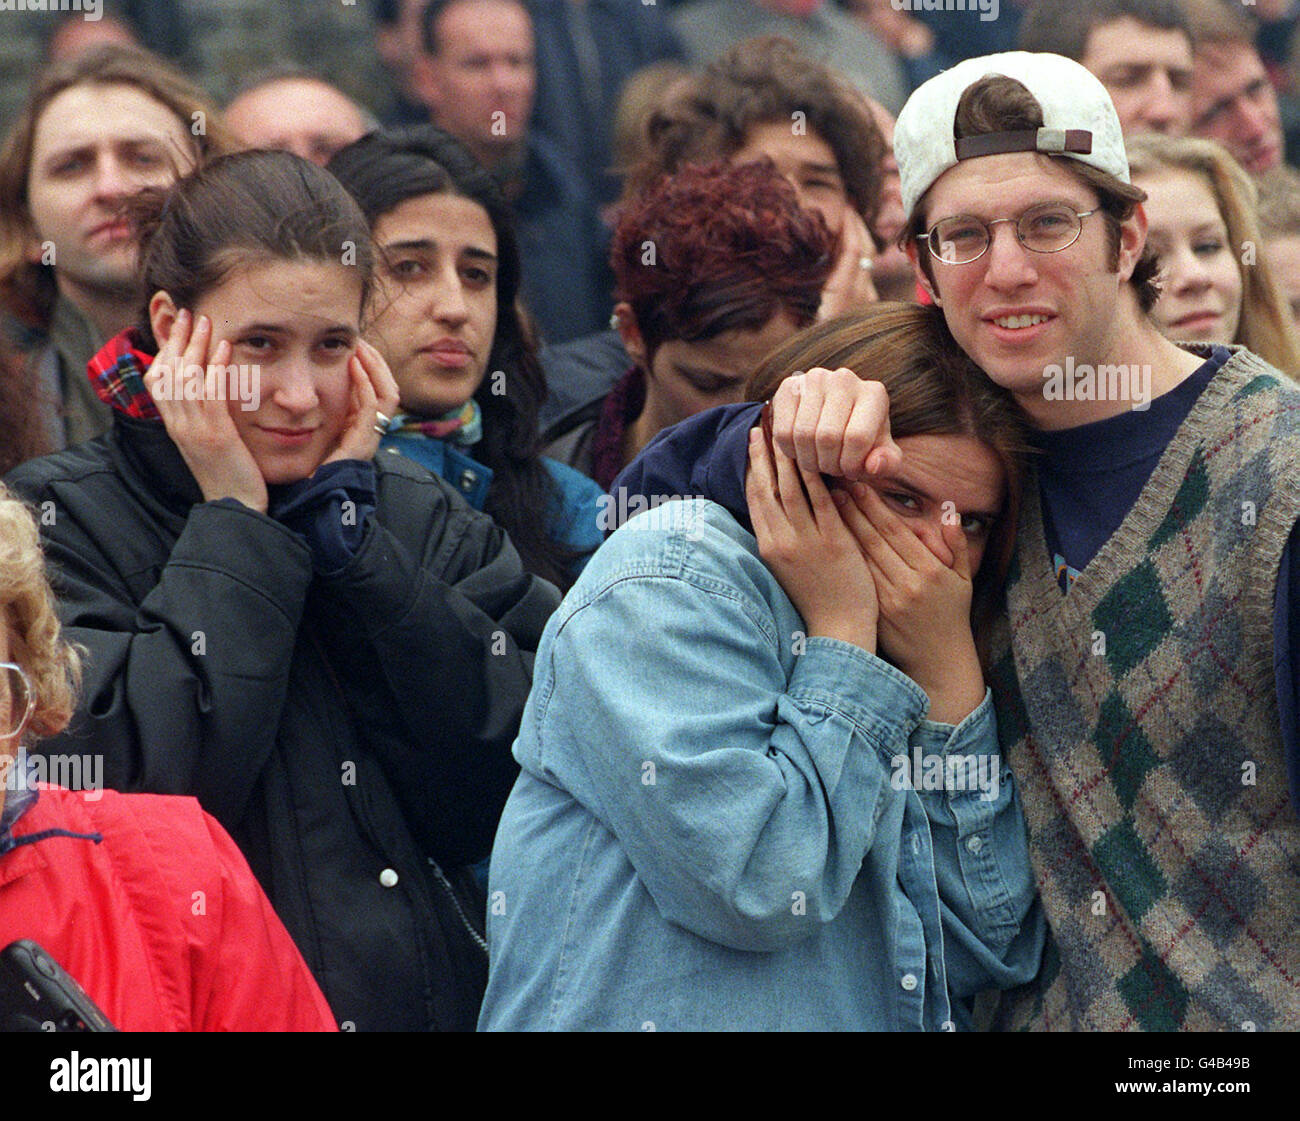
left=383, top=399, right=482, bottom=446
left=86, top=329, right=161, bottom=421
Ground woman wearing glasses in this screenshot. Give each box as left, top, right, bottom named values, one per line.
left=0, top=483, right=336, bottom=1030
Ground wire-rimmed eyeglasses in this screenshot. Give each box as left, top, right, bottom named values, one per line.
left=924, top=203, right=1099, bottom=265
left=0, top=662, right=33, bottom=741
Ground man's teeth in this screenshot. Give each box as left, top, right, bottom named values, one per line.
left=993, top=313, right=1049, bottom=329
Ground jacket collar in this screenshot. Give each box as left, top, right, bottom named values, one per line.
left=0, top=750, right=37, bottom=851
left=83, top=331, right=209, bottom=516
left=111, top=414, right=205, bottom=519
left=87, top=328, right=162, bottom=421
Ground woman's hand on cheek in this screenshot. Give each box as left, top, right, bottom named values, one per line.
left=746, top=427, right=878, bottom=653
left=145, top=310, right=269, bottom=514
left=323, top=339, right=402, bottom=466
left=847, top=483, right=985, bottom=722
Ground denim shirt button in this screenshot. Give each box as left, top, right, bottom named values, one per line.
left=379, top=868, right=399, bottom=888
left=940, top=1020, right=956, bottom=1032
left=966, top=835, right=983, bottom=855
left=900, top=972, right=918, bottom=991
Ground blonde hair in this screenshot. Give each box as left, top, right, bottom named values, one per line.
left=1128, top=133, right=1300, bottom=375
left=0, top=484, right=80, bottom=740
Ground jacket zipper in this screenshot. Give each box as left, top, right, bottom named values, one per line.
left=313, top=626, right=490, bottom=962
left=428, top=858, right=488, bottom=956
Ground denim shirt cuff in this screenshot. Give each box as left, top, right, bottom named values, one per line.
left=912, top=688, right=996, bottom=756
left=787, top=637, right=929, bottom=745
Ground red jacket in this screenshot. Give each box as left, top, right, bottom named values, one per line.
left=0, top=786, right=336, bottom=1031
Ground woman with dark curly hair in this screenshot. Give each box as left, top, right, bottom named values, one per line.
left=329, top=126, right=604, bottom=589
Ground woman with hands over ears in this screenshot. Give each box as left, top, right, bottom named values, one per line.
left=479, top=303, right=1044, bottom=1031
left=142, top=306, right=400, bottom=515
left=5, top=150, right=561, bottom=1032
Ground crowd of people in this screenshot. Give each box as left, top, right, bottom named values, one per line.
left=0, top=0, right=1297, bottom=1032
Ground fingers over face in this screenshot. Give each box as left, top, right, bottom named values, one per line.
left=940, top=516, right=971, bottom=579
left=850, top=482, right=935, bottom=570
left=182, top=314, right=212, bottom=369
left=746, top=427, right=779, bottom=536
left=771, top=436, right=813, bottom=534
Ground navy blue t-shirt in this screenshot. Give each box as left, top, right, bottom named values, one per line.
left=1036, top=350, right=1227, bottom=587
left=612, top=363, right=1300, bottom=810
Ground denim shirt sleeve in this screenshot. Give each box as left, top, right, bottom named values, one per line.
left=907, top=695, right=1047, bottom=997
left=527, top=514, right=930, bottom=953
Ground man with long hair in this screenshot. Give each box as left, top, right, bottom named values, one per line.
left=0, top=44, right=231, bottom=453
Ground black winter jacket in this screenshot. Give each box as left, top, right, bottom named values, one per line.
left=6, top=416, right=561, bottom=1030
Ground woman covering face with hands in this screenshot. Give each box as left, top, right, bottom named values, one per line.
left=479, top=303, right=1043, bottom=1031
left=5, top=150, right=561, bottom=1032
left=744, top=306, right=1029, bottom=716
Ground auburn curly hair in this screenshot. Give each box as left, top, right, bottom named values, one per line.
left=0, top=483, right=80, bottom=742
left=612, top=160, right=835, bottom=359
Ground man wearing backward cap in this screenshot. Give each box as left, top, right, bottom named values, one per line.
left=613, top=51, right=1300, bottom=1031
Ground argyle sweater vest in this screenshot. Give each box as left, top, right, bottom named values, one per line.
left=989, top=347, right=1300, bottom=1031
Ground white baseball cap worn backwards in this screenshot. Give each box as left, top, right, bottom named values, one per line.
left=894, top=51, right=1130, bottom=221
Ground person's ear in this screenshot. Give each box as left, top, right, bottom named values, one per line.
left=1117, top=202, right=1148, bottom=283
left=22, top=223, right=48, bottom=267
left=612, top=302, right=648, bottom=371
left=904, top=240, right=941, bottom=305
left=410, top=51, right=441, bottom=114
left=148, top=290, right=179, bottom=347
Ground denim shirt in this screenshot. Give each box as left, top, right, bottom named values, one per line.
left=478, top=500, right=1044, bottom=1031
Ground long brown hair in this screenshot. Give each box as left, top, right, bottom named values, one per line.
left=0, top=341, right=53, bottom=476
left=1127, top=133, right=1300, bottom=375
left=745, top=302, right=1034, bottom=665
left=0, top=44, right=234, bottom=330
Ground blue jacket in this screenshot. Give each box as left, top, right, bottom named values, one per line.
left=379, top=435, right=605, bottom=575
left=479, top=499, right=1044, bottom=1031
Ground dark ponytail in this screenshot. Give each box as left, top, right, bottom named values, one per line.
left=130, top=149, right=374, bottom=350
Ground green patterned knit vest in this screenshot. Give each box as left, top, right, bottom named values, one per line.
left=990, top=347, right=1300, bottom=1031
